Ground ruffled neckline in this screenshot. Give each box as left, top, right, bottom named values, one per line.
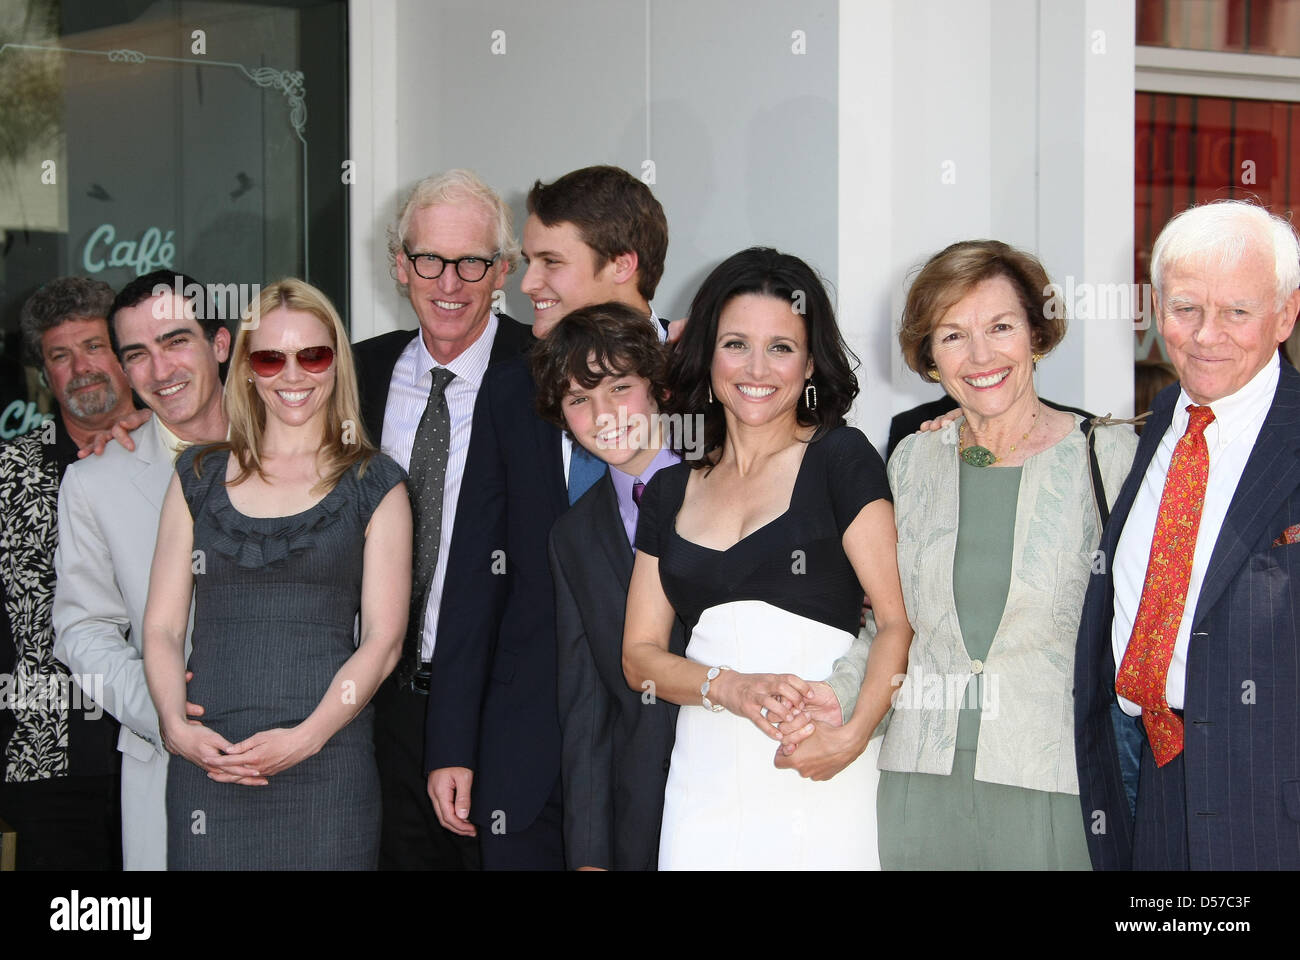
left=205, top=453, right=350, bottom=569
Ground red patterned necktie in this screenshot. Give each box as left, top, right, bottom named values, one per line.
left=1116, top=404, right=1216, bottom=766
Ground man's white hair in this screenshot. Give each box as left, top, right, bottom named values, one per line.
left=1151, top=200, right=1300, bottom=309
left=386, top=169, right=520, bottom=287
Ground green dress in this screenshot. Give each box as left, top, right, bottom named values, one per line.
left=877, top=460, right=1092, bottom=870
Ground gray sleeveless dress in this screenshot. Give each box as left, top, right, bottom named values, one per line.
left=166, top=446, right=405, bottom=870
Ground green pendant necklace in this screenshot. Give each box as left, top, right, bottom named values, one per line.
left=959, top=407, right=1038, bottom=467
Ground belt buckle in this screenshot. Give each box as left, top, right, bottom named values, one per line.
left=409, top=661, right=433, bottom=695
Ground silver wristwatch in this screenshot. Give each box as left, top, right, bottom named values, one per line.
left=700, top=665, right=730, bottom=712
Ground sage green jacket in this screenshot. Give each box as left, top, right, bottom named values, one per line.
left=873, top=416, right=1136, bottom=793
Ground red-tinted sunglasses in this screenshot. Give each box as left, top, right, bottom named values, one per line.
left=248, top=345, right=335, bottom=378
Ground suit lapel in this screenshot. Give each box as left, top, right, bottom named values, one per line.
left=1080, top=384, right=1176, bottom=696
left=1106, top=384, right=1178, bottom=559
left=130, top=422, right=175, bottom=511
left=537, top=418, right=567, bottom=513
left=368, top=331, right=416, bottom=445
left=591, top=474, right=634, bottom=582
left=489, top=313, right=532, bottom=365
left=1192, top=365, right=1300, bottom=627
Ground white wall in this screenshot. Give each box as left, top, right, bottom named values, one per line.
left=350, top=0, right=838, bottom=343
left=352, top=0, right=1139, bottom=454
left=840, top=0, right=1137, bottom=451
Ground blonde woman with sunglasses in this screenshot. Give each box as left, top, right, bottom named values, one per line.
left=143, top=278, right=411, bottom=870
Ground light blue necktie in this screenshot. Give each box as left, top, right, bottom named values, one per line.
left=567, top=443, right=607, bottom=505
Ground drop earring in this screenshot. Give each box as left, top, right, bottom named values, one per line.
left=707, top=383, right=713, bottom=404
left=804, top=381, right=817, bottom=410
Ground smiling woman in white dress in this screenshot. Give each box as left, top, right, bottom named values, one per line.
left=622, top=247, right=912, bottom=870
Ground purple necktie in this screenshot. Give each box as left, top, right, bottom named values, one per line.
left=632, top=479, right=645, bottom=507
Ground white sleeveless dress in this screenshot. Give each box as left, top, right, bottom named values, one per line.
left=635, top=427, right=888, bottom=870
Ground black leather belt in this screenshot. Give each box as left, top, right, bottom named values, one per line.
left=410, top=660, right=434, bottom=695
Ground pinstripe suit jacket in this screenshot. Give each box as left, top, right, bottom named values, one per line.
left=1075, top=363, right=1300, bottom=870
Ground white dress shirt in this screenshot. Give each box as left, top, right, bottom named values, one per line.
left=381, top=313, right=499, bottom=661
left=154, top=415, right=190, bottom=465
left=1112, top=352, right=1279, bottom=714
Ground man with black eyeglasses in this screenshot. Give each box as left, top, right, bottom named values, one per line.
left=353, top=169, right=530, bottom=871
left=427, top=165, right=669, bottom=869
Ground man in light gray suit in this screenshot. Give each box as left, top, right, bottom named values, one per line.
left=54, top=270, right=231, bottom=870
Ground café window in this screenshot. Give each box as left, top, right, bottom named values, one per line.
left=0, top=0, right=348, bottom=439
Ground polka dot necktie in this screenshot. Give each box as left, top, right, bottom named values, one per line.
left=1116, top=404, right=1215, bottom=767
left=400, top=366, right=456, bottom=680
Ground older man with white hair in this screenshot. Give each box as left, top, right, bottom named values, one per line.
left=1075, top=199, right=1300, bottom=870
left=352, top=169, right=531, bottom=870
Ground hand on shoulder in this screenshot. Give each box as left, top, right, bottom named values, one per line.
left=77, top=408, right=152, bottom=459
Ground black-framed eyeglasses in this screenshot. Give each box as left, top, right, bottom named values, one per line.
left=403, top=247, right=500, bottom=282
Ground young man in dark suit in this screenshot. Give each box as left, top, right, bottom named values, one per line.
left=531, top=302, right=685, bottom=871
left=426, top=166, right=669, bottom=869
left=1075, top=200, right=1300, bottom=870
left=352, top=170, right=531, bottom=870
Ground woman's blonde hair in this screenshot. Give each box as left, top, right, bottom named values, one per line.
left=195, top=278, right=375, bottom=493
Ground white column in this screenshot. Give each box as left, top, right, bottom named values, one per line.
left=1037, top=0, right=1137, bottom=418
left=348, top=0, right=402, bottom=341
left=838, top=0, right=894, bottom=451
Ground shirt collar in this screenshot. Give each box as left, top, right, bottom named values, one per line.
left=648, top=304, right=665, bottom=343
left=411, top=312, right=500, bottom=389
left=609, top=444, right=680, bottom=501
left=153, top=415, right=190, bottom=464
left=1173, top=350, right=1279, bottom=448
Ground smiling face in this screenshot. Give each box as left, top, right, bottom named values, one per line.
left=710, top=293, right=813, bottom=430
left=114, top=293, right=230, bottom=440
left=1156, top=242, right=1300, bottom=405
left=395, top=200, right=507, bottom=365
left=40, top=316, right=132, bottom=424
left=246, top=306, right=336, bottom=432
left=561, top=363, right=661, bottom=476
left=930, top=275, right=1037, bottom=422
left=520, top=215, right=630, bottom=337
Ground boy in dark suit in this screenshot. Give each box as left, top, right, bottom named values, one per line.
left=531, top=302, right=685, bottom=870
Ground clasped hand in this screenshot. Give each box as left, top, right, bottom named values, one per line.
left=773, top=717, right=864, bottom=781
left=708, top=669, right=812, bottom=740
left=163, top=720, right=321, bottom=786
left=710, top=673, right=859, bottom=781
left=771, top=684, right=868, bottom=781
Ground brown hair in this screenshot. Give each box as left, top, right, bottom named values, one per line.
left=530, top=301, right=667, bottom=439
left=20, top=276, right=115, bottom=366
left=526, top=166, right=668, bottom=302
left=899, top=240, right=1067, bottom=381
